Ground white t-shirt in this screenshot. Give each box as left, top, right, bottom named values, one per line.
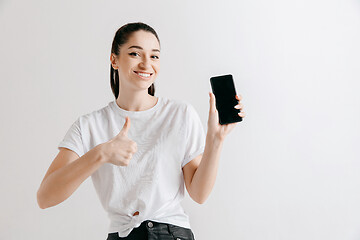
left=57, top=96, right=206, bottom=237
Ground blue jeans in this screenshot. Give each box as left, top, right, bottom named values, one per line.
left=106, top=220, right=196, bottom=240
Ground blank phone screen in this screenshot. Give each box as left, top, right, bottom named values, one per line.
left=210, top=74, right=242, bottom=125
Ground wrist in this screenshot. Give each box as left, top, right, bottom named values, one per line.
left=94, top=143, right=107, bottom=164
left=206, top=132, right=224, bottom=146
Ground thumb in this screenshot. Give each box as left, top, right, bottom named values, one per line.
left=209, top=92, right=216, bottom=113
left=120, top=116, right=131, bottom=135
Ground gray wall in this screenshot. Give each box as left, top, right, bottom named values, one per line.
left=1, top=0, right=359, bottom=239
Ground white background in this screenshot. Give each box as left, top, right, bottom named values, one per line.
left=1, top=0, right=359, bottom=239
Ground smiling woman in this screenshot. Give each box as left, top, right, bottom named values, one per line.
left=37, top=21, right=244, bottom=240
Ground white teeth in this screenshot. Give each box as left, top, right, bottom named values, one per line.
left=136, top=72, right=151, bottom=77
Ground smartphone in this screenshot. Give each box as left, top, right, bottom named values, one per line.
left=210, top=74, right=242, bottom=125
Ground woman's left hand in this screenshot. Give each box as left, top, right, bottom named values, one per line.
left=207, top=92, right=246, bottom=141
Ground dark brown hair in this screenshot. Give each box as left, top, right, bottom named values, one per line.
left=110, top=22, right=160, bottom=99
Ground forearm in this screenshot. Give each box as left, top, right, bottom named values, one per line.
left=37, top=145, right=105, bottom=209
left=189, top=134, right=224, bottom=204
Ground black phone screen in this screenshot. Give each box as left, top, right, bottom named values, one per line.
left=210, top=74, right=242, bottom=125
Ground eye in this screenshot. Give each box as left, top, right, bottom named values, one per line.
left=129, top=52, right=140, bottom=57
left=152, top=55, right=159, bottom=59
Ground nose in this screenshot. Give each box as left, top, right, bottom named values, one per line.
left=139, top=57, right=151, bottom=69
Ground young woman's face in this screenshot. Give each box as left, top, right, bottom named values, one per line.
left=112, top=30, right=160, bottom=91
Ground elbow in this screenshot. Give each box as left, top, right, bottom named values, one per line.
left=195, top=200, right=205, bottom=205
left=191, top=194, right=207, bottom=205
left=188, top=187, right=209, bottom=204
left=188, top=185, right=209, bottom=204
left=37, top=189, right=48, bottom=209
left=196, top=197, right=207, bottom=205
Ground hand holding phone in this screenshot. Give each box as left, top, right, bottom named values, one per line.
left=210, top=74, right=242, bottom=125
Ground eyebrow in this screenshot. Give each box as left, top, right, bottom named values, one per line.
left=128, top=45, right=160, bottom=52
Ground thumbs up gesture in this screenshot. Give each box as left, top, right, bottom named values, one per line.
left=100, top=116, right=138, bottom=166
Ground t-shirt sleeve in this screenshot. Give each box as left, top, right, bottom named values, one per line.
left=57, top=117, right=85, bottom=158
left=182, top=104, right=206, bottom=168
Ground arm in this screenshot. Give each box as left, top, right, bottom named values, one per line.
left=183, top=134, right=223, bottom=204
left=37, top=145, right=105, bottom=209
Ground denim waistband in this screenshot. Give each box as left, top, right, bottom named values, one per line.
left=107, top=220, right=195, bottom=240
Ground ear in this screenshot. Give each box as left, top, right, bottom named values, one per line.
left=110, top=54, right=118, bottom=70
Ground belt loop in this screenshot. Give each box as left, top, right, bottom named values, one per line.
left=167, top=223, right=174, bottom=236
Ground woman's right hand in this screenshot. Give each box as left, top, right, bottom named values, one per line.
left=100, top=116, right=137, bottom=166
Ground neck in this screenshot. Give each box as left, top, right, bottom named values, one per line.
left=116, top=90, right=157, bottom=112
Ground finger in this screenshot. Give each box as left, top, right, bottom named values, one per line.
left=120, top=116, right=131, bottom=135
left=234, top=103, right=243, bottom=109
left=235, top=94, right=243, bottom=101
left=238, top=111, right=246, bottom=117
left=209, top=92, right=216, bottom=112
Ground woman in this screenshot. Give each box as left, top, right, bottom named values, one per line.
left=37, top=22, right=246, bottom=240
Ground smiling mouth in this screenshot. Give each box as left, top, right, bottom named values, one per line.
left=133, top=71, right=153, bottom=78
